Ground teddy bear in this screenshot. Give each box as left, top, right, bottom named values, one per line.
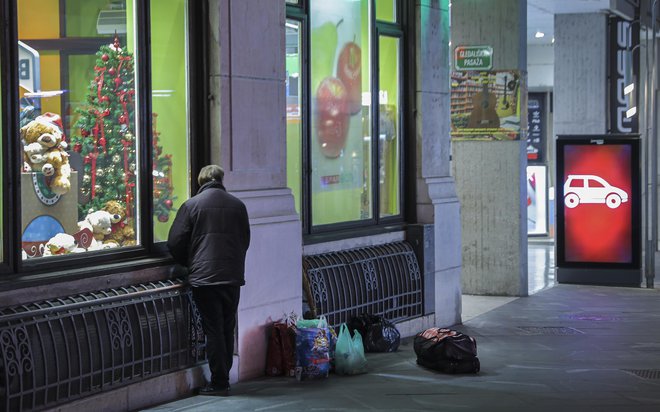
left=20, top=113, right=72, bottom=195
left=24, top=142, right=48, bottom=167
left=43, top=149, right=72, bottom=195
left=102, top=200, right=136, bottom=246
left=78, top=209, right=115, bottom=242
left=42, top=233, right=78, bottom=256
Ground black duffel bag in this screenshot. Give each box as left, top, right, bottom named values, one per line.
left=348, top=314, right=401, bottom=352
left=414, top=328, right=479, bottom=374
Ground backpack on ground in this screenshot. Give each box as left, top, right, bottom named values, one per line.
left=413, top=328, right=480, bottom=374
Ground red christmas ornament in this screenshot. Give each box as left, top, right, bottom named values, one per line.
left=114, top=77, right=123, bottom=88
left=101, top=53, right=109, bottom=62
left=119, top=114, right=128, bottom=124
left=81, top=129, right=90, bottom=137
left=73, top=143, right=82, bottom=153
left=158, top=214, right=169, bottom=223
left=84, top=155, right=91, bottom=164
left=103, top=108, right=111, bottom=116
left=99, top=137, right=107, bottom=148
left=108, top=67, right=116, bottom=76
left=100, top=95, right=110, bottom=103
left=164, top=199, right=173, bottom=209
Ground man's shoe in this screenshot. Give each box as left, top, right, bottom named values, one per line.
left=198, top=385, right=230, bottom=397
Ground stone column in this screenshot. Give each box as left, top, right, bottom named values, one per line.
left=209, top=0, right=302, bottom=381
left=415, top=0, right=462, bottom=327
left=451, top=0, right=528, bottom=296
left=554, top=13, right=608, bottom=136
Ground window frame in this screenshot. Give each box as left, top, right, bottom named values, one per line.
left=0, top=0, right=208, bottom=278
left=286, top=0, right=410, bottom=240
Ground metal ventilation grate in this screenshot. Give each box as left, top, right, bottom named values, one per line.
left=622, top=369, right=660, bottom=380
left=303, top=241, right=423, bottom=329
left=516, top=326, right=584, bottom=335
left=0, top=279, right=205, bottom=412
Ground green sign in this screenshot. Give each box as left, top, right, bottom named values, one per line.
left=454, top=45, right=493, bottom=71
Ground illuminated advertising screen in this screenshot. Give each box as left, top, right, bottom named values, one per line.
left=556, top=136, right=640, bottom=270
left=527, top=165, right=548, bottom=236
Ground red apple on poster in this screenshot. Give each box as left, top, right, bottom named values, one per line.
left=336, top=41, right=362, bottom=115
left=316, top=76, right=350, bottom=158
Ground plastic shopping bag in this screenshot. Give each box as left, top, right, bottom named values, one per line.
left=296, top=315, right=337, bottom=365
left=334, top=323, right=368, bottom=375
left=295, top=317, right=334, bottom=381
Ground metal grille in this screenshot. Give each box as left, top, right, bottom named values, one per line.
left=0, top=279, right=205, bottom=412
left=622, top=369, right=660, bottom=380
left=303, top=242, right=423, bottom=328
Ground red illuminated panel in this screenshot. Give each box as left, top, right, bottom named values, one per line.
left=563, top=144, right=632, bottom=263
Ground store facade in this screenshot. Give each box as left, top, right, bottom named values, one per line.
left=0, top=0, right=459, bottom=410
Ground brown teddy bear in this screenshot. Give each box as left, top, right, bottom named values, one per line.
left=102, top=200, right=136, bottom=246
left=20, top=113, right=72, bottom=195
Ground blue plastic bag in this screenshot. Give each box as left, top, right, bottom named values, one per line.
left=335, top=323, right=368, bottom=375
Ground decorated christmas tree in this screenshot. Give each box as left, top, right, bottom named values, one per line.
left=71, top=35, right=175, bottom=221
left=71, top=35, right=137, bottom=217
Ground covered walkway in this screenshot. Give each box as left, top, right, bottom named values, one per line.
left=145, top=279, right=660, bottom=411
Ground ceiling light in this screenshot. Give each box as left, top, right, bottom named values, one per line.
left=552, top=37, right=555, bottom=44
left=535, top=31, right=545, bottom=38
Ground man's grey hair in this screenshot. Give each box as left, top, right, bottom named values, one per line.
left=198, top=165, right=225, bottom=186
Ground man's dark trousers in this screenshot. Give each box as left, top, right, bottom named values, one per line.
left=192, top=285, right=241, bottom=388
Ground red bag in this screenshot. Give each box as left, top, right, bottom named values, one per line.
left=266, top=321, right=296, bottom=377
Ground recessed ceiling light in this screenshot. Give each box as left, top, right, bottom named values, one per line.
left=535, top=31, right=545, bottom=38
left=552, top=37, right=555, bottom=44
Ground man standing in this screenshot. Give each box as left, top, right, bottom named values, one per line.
left=167, top=165, right=250, bottom=396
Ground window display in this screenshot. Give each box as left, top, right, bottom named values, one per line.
left=286, top=20, right=302, bottom=216
left=16, top=0, right=189, bottom=259
left=526, top=165, right=548, bottom=236
left=378, top=35, right=400, bottom=218
left=287, top=0, right=404, bottom=232
left=310, top=0, right=372, bottom=226
left=150, top=0, right=190, bottom=242
left=0, top=45, right=3, bottom=261
left=376, top=0, right=396, bottom=22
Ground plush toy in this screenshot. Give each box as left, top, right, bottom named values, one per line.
left=43, top=149, right=72, bottom=195
left=78, top=210, right=115, bottom=241
left=102, top=200, right=136, bottom=246
left=42, top=233, right=77, bottom=256
left=23, top=142, right=47, bottom=167
left=20, top=115, right=63, bottom=145
left=20, top=113, right=72, bottom=195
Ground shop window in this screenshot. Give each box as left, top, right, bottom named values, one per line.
left=287, top=0, right=405, bottom=233
left=286, top=19, right=302, bottom=216
left=0, top=41, right=3, bottom=262
left=376, top=0, right=396, bottom=22
left=310, top=0, right=373, bottom=226
left=150, top=0, right=190, bottom=241
left=14, top=0, right=192, bottom=260
left=378, top=35, right=400, bottom=218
